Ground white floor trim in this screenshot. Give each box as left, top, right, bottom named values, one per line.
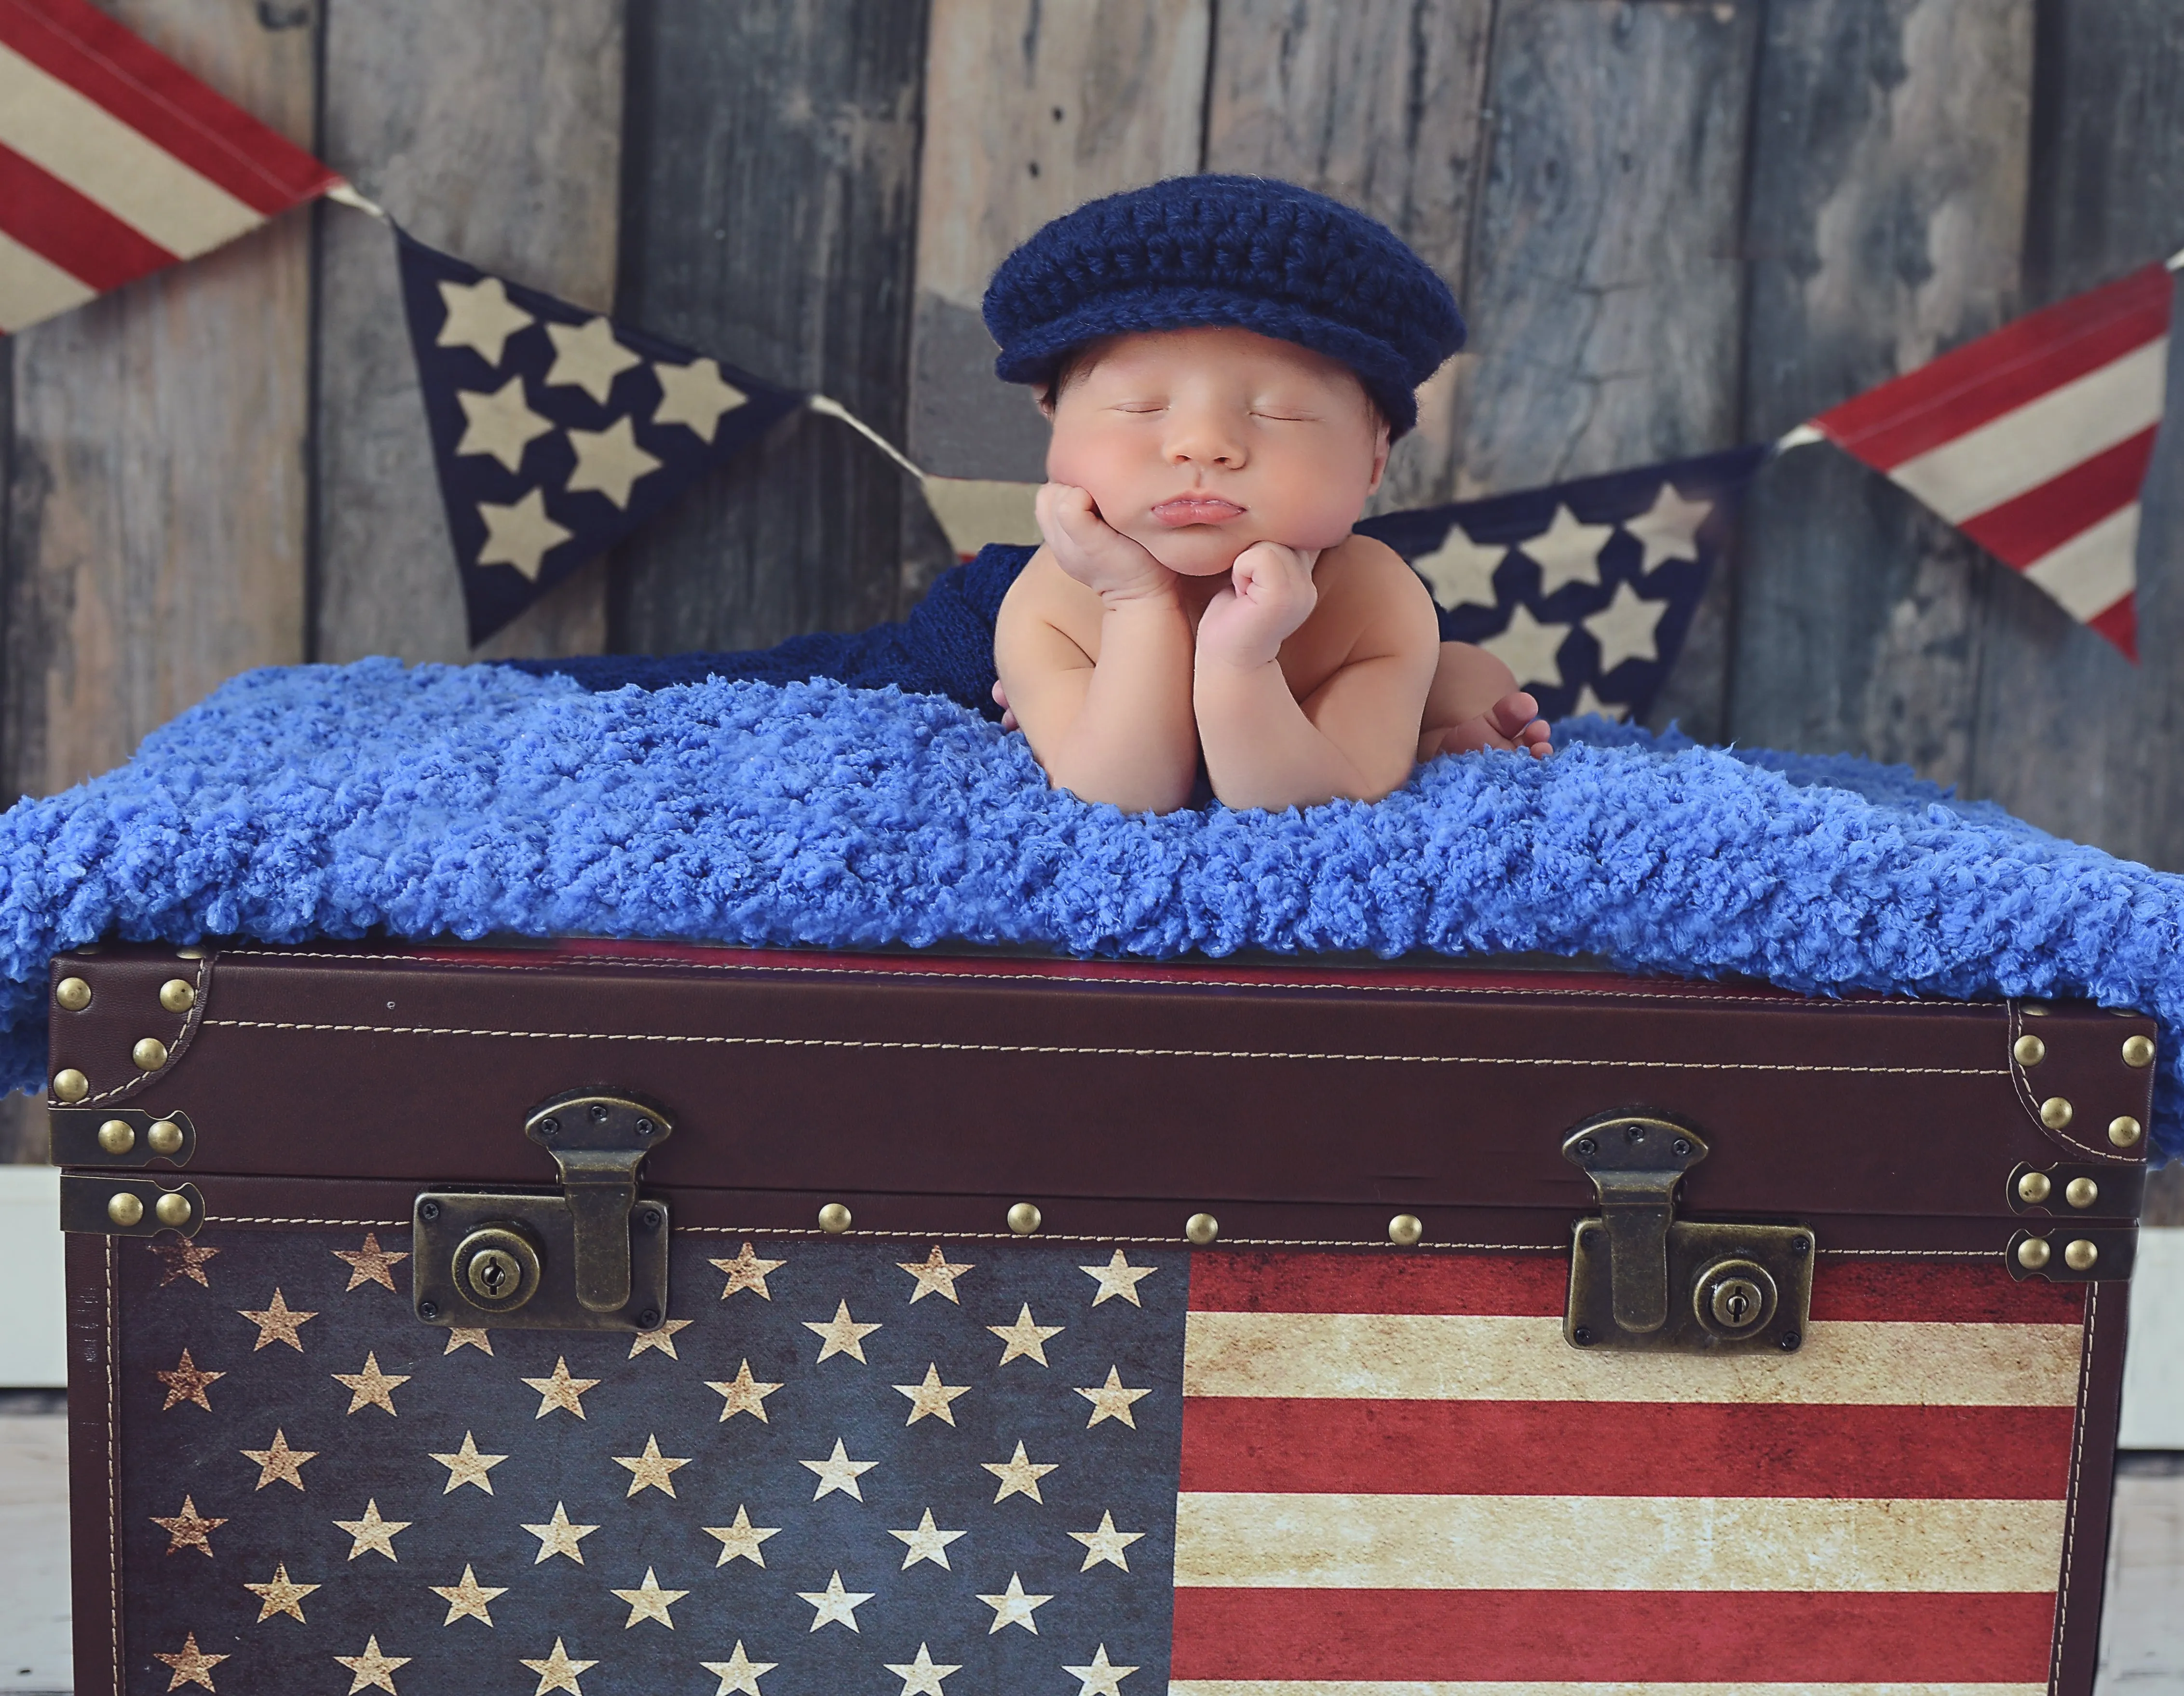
left=0, top=1168, right=62, bottom=1390
left=2124, top=1228, right=2184, bottom=1450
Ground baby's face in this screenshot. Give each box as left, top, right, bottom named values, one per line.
left=1043, top=326, right=1389, bottom=577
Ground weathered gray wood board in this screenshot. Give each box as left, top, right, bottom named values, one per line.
left=608, top=0, right=926, bottom=655
left=1724, top=0, right=2033, bottom=772
left=312, top=0, right=624, bottom=665
left=1449, top=0, right=1759, bottom=739
left=0, top=0, right=315, bottom=803
left=1202, top=0, right=1496, bottom=516
left=1959, top=3, right=2184, bottom=870
left=905, top=0, right=1212, bottom=487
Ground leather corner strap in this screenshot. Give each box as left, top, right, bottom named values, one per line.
left=47, top=945, right=214, bottom=1110
left=2008, top=998, right=2159, bottom=1165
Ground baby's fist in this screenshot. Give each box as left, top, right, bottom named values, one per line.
left=1196, top=541, right=1319, bottom=670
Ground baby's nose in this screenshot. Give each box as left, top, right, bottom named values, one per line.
left=1164, top=413, right=1247, bottom=467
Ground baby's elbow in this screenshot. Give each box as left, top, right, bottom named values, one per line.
left=1044, top=756, right=1196, bottom=816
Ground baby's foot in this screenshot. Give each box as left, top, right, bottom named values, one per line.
left=1419, top=689, right=1553, bottom=761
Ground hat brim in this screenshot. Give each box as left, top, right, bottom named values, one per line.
left=993, top=285, right=1444, bottom=438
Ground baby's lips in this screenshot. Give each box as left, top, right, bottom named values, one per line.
left=1153, top=496, right=1245, bottom=527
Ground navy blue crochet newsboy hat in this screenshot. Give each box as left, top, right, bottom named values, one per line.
left=982, top=175, right=1465, bottom=438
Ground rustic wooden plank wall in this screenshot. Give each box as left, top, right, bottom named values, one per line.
left=6, top=0, right=2184, bottom=1159
left=608, top=0, right=926, bottom=655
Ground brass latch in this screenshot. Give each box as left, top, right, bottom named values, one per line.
left=1563, top=1111, right=1814, bottom=1355
left=412, top=1089, right=674, bottom=1334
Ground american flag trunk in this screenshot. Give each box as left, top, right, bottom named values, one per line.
left=46, top=939, right=2156, bottom=1693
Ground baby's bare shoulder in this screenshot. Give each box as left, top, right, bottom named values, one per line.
left=1310, top=532, right=1438, bottom=649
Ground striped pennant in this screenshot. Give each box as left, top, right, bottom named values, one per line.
left=0, top=0, right=338, bottom=334
left=1172, top=1250, right=2086, bottom=1691
left=1805, top=262, right=2175, bottom=661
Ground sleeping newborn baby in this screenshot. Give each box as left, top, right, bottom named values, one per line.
left=986, top=176, right=1551, bottom=815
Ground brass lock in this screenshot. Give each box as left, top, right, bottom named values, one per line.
left=413, top=1089, right=673, bottom=1334
left=1562, top=1111, right=1814, bottom=1355
left=1697, top=1259, right=1777, bottom=1336
left=452, top=1225, right=542, bottom=1314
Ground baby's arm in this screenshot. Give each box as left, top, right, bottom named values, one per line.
left=992, top=486, right=1202, bottom=814
left=1194, top=539, right=1439, bottom=810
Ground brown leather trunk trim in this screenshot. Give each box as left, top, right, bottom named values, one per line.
left=179, top=1171, right=2043, bottom=1256
left=65, top=1229, right=120, bottom=1696
left=2052, top=1275, right=2130, bottom=1696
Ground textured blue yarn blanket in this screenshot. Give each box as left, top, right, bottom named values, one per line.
left=2, top=570, right=2181, bottom=1152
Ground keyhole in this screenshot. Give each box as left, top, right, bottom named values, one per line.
left=1708, top=1275, right=1764, bottom=1332
left=466, top=1246, right=524, bottom=1303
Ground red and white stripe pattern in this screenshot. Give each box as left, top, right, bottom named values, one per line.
left=1806, top=263, right=2174, bottom=660
left=0, top=0, right=338, bottom=335
left=1173, top=1249, right=2087, bottom=1691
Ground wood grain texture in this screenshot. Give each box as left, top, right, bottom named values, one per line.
left=608, top=0, right=926, bottom=655
left=1724, top=0, right=2032, bottom=771
left=906, top=0, right=1211, bottom=484
left=312, top=0, right=623, bottom=664
left=0, top=0, right=315, bottom=802
left=1202, top=0, right=1496, bottom=515
left=1451, top=0, right=1758, bottom=738
left=1957, top=2, right=2184, bottom=868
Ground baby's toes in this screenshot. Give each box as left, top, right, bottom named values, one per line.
left=1486, top=690, right=1541, bottom=740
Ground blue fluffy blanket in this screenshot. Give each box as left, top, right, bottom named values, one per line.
left=5, top=653, right=2181, bottom=1152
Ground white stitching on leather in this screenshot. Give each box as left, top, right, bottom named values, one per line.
left=196, top=1018, right=2006, bottom=1076
left=208, top=945, right=1982, bottom=1010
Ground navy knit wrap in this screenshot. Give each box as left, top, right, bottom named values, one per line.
left=982, top=175, right=1465, bottom=437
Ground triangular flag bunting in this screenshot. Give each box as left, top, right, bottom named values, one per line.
left=1803, top=263, right=2172, bottom=660
left=395, top=228, right=806, bottom=645
left=1358, top=446, right=1769, bottom=725
left=0, top=0, right=339, bottom=334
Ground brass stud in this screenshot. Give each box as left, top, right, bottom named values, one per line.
left=2124, top=1034, right=2156, bottom=1069
left=1388, top=1213, right=1424, bottom=1247
left=2111, top=1115, right=2144, bottom=1150
left=158, top=978, right=195, bottom=1014
left=53, top=1069, right=88, bottom=1104
left=131, top=1037, right=168, bottom=1072
left=54, top=977, right=92, bottom=1012
left=2021, top=1000, right=2049, bottom=1016
left=107, top=1192, right=144, bottom=1228
left=816, top=1202, right=852, bottom=1234
left=1185, top=1212, right=1220, bottom=1245
left=147, top=1119, right=184, bottom=1156
left=2013, top=1034, right=2046, bottom=1067
left=2017, top=1171, right=2052, bottom=1205
left=2017, top=1237, right=2052, bottom=1270
left=175, top=948, right=203, bottom=961
left=2065, top=1177, right=2100, bottom=1209
left=1006, top=1202, right=1042, bottom=1236
left=2039, top=1096, right=2073, bottom=1130
left=2064, top=1238, right=2099, bottom=1272
left=153, top=1192, right=193, bottom=1228
left=96, top=1119, right=135, bottom=1155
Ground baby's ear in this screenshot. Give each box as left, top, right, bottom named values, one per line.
left=1367, top=417, right=1391, bottom=493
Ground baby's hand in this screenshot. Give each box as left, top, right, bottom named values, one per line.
left=1036, top=483, right=1174, bottom=605
left=1196, top=540, right=1320, bottom=671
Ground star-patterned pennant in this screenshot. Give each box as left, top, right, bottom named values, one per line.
left=1355, top=445, right=1771, bottom=724
left=393, top=227, right=807, bottom=645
